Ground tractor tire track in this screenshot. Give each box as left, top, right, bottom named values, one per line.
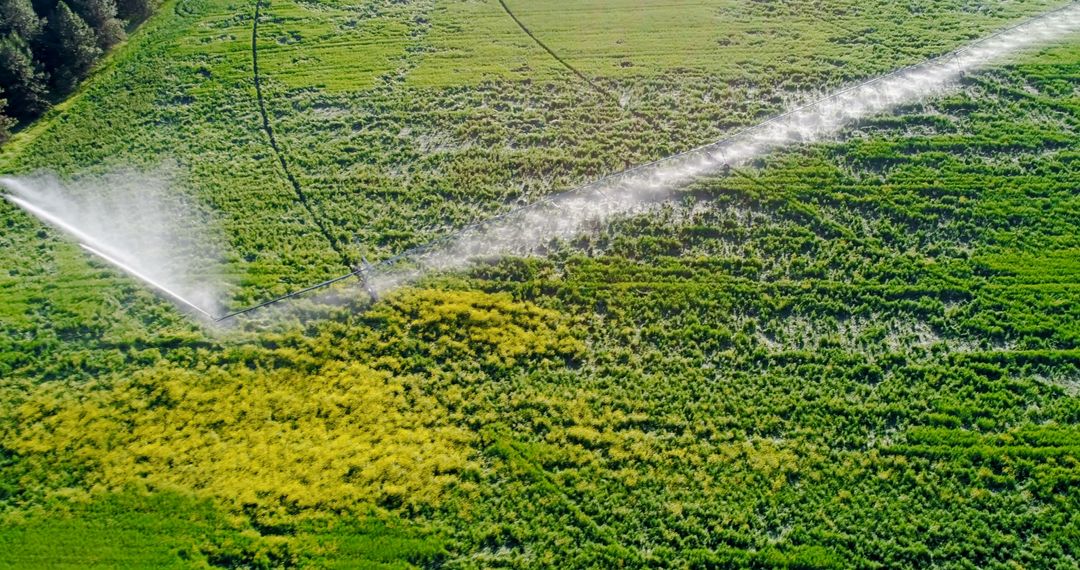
left=494, top=0, right=962, bottom=243
left=496, top=0, right=742, bottom=166
left=494, top=0, right=842, bottom=237
left=496, top=0, right=669, bottom=133
left=252, top=0, right=353, bottom=270
left=496, top=0, right=622, bottom=106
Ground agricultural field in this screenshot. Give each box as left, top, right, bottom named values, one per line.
left=1, top=0, right=1079, bottom=568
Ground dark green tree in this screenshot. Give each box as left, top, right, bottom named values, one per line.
left=44, top=1, right=100, bottom=93
left=68, top=0, right=124, bottom=49
left=29, top=0, right=56, bottom=18
left=0, top=34, right=48, bottom=119
left=115, top=0, right=154, bottom=24
left=0, top=0, right=43, bottom=41
left=0, top=86, right=15, bottom=143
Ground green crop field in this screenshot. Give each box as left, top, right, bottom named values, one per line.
left=1, top=0, right=1079, bottom=567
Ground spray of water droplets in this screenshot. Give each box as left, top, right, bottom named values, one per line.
left=1, top=171, right=225, bottom=319
left=362, top=4, right=1080, bottom=297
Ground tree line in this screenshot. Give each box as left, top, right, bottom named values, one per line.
left=0, top=0, right=157, bottom=142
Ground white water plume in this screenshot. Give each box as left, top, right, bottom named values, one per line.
left=362, top=3, right=1080, bottom=296
left=12, top=3, right=1077, bottom=323
left=1, top=170, right=225, bottom=319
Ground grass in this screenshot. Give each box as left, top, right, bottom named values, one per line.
left=0, top=490, right=446, bottom=568
left=411, top=0, right=1063, bottom=85
left=0, top=492, right=234, bottom=569
left=0, top=0, right=1078, bottom=567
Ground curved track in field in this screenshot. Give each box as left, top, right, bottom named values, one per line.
left=365, top=2, right=1080, bottom=272
left=219, top=1, right=1080, bottom=321
left=251, top=0, right=353, bottom=270
left=496, top=0, right=622, bottom=106
left=496, top=0, right=672, bottom=132
left=493, top=0, right=837, bottom=231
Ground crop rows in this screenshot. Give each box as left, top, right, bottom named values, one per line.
left=0, top=0, right=1077, bottom=567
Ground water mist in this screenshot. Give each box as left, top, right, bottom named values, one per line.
left=362, top=3, right=1080, bottom=298
left=1, top=170, right=225, bottom=319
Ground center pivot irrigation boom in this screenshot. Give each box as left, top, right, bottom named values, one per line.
left=213, top=256, right=378, bottom=322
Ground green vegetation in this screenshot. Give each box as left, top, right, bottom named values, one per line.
left=1, top=0, right=1079, bottom=567
left=0, top=490, right=448, bottom=567
left=0, top=0, right=160, bottom=131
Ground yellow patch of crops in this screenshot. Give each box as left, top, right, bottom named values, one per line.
left=7, top=361, right=473, bottom=522
left=371, top=288, right=585, bottom=369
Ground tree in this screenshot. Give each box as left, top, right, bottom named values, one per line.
left=29, top=0, right=56, bottom=18
left=67, top=0, right=124, bottom=49
left=0, top=86, right=15, bottom=144
left=116, top=0, right=154, bottom=25
left=44, top=1, right=100, bottom=92
left=0, top=0, right=43, bottom=41
left=0, top=35, right=48, bottom=118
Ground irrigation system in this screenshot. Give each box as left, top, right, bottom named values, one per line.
left=4, top=2, right=1079, bottom=322
left=213, top=257, right=378, bottom=321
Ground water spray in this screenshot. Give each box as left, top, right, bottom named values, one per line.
left=78, top=243, right=216, bottom=319
left=213, top=1, right=1080, bottom=321
left=4, top=192, right=129, bottom=262
left=2, top=172, right=224, bottom=320
left=344, top=4, right=1080, bottom=295
left=4, top=3, right=1079, bottom=323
